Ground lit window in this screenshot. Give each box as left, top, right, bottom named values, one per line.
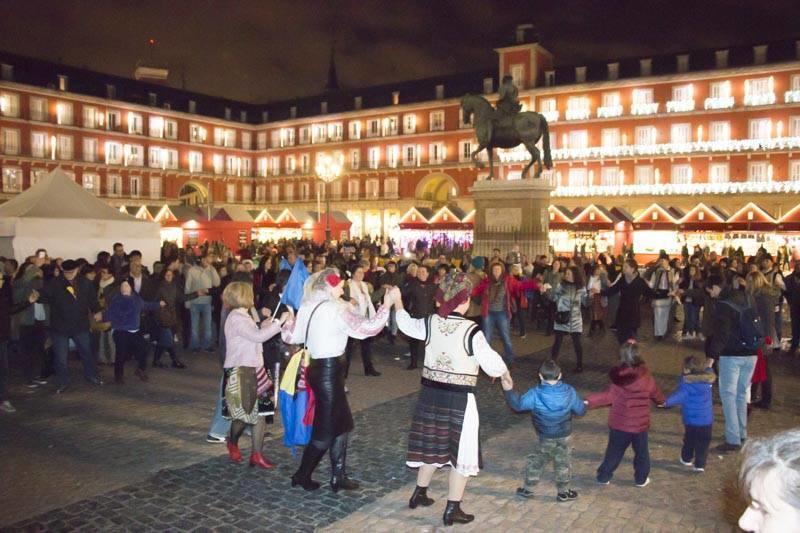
left=429, top=142, right=445, bottom=164
left=790, top=160, right=800, bottom=181
left=348, top=121, right=361, bottom=140
left=286, top=155, right=296, bottom=175
left=670, top=164, right=692, bottom=185
left=748, top=161, right=769, bottom=182
left=709, top=162, right=729, bottom=184
left=744, top=77, right=775, bottom=106
left=634, top=165, right=655, bottom=185
left=539, top=98, right=558, bottom=122
left=567, top=168, right=588, bottom=188
left=149, top=116, right=165, bottom=138
left=709, top=121, right=731, bottom=142
left=600, top=167, right=621, bottom=187
left=635, top=126, right=657, bottom=146
left=670, top=123, right=691, bottom=144
left=188, top=151, right=203, bottom=173
left=1, top=128, right=20, bottom=155
left=598, top=92, right=622, bottom=117
left=149, top=176, right=162, bottom=199
left=705, top=81, right=734, bottom=109
left=402, top=144, right=417, bottom=166
left=190, top=124, right=207, bottom=143
left=127, top=112, right=143, bottom=134
left=29, top=97, right=47, bottom=121
left=0, top=92, right=20, bottom=117
left=350, top=149, right=360, bottom=170
left=2, top=167, right=22, bottom=192
left=631, top=88, right=658, bottom=115
left=565, top=96, right=590, bottom=120
left=31, top=132, right=47, bottom=158
left=429, top=110, right=445, bottom=132
left=667, top=84, right=694, bottom=112
left=601, top=128, right=620, bottom=148
left=387, top=145, right=399, bottom=168
left=748, top=118, right=771, bottom=140
left=368, top=147, right=380, bottom=169
left=567, top=130, right=588, bottom=149
left=403, top=114, right=417, bottom=134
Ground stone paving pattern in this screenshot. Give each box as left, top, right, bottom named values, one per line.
left=2, top=314, right=800, bottom=531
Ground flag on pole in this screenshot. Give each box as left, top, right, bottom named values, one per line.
left=280, top=259, right=309, bottom=311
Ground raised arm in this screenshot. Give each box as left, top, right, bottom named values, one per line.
left=395, top=308, right=426, bottom=340
left=229, top=313, right=282, bottom=343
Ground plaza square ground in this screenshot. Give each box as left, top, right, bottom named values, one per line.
left=1, top=315, right=799, bottom=532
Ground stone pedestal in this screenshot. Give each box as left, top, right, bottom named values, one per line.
left=470, top=178, right=554, bottom=260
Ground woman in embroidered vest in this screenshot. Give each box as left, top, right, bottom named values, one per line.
left=222, top=281, right=286, bottom=470
left=394, top=272, right=511, bottom=526
left=282, top=268, right=392, bottom=492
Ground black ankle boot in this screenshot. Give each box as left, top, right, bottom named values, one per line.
left=409, top=485, right=434, bottom=509
left=291, top=474, right=321, bottom=491
left=443, top=500, right=474, bottom=526
left=291, top=443, right=325, bottom=491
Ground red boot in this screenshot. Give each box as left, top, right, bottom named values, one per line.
left=249, top=452, right=275, bottom=469
left=226, top=441, right=243, bottom=463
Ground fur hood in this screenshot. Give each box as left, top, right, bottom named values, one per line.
left=683, top=371, right=716, bottom=384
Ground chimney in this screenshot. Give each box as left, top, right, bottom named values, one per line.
left=262, top=110, right=269, bottom=123
left=354, top=96, right=362, bottom=109
left=240, top=110, right=247, bottom=123
left=715, top=50, right=729, bottom=69
left=575, top=66, right=586, bottom=83
left=57, top=74, right=68, bottom=91
left=677, top=54, right=689, bottom=73
left=148, top=92, right=157, bottom=106
left=515, top=23, right=534, bottom=44
left=435, top=84, right=444, bottom=100
left=753, top=45, right=768, bottom=65
left=1, top=63, right=13, bottom=81
left=321, top=101, right=328, bottom=114
left=188, top=99, right=196, bottom=114
left=607, top=62, right=619, bottom=81
left=290, top=106, right=297, bottom=119
left=544, top=70, right=555, bottom=87
left=224, top=107, right=231, bottom=120
left=392, top=91, right=400, bottom=105
left=106, top=83, right=116, bottom=99
left=639, top=58, right=652, bottom=77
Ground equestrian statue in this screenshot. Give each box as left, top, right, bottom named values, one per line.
left=460, top=75, right=552, bottom=180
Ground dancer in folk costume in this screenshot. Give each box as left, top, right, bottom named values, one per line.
left=282, top=268, right=392, bottom=492
left=394, top=272, right=511, bottom=526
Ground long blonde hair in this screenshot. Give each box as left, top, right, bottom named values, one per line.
left=745, top=270, right=768, bottom=295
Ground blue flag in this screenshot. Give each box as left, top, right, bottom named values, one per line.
left=279, top=257, right=292, bottom=271
left=280, top=259, right=309, bottom=311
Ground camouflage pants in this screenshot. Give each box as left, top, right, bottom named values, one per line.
left=523, top=436, right=572, bottom=491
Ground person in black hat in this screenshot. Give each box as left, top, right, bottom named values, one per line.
left=38, top=259, right=103, bottom=393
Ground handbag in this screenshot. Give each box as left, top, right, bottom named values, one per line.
left=555, top=310, right=570, bottom=325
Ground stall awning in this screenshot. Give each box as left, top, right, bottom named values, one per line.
left=725, top=202, right=777, bottom=231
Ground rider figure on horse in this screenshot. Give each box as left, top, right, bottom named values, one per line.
left=494, top=75, right=522, bottom=131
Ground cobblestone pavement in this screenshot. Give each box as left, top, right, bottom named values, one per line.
left=3, top=315, right=800, bottom=531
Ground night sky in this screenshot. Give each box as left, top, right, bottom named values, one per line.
left=1, top=0, right=799, bottom=104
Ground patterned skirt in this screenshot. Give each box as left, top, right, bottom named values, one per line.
left=225, top=367, right=259, bottom=425
left=407, top=385, right=483, bottom=476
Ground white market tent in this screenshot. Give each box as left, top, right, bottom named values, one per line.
left=0, top=168, right=161, bottom=265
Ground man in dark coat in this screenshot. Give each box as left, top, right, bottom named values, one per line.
left=402, top=265, right=437, bottom=370
left=38, top=259, right=103, bottom=393
left=784, top=259, right=800, bottom=356
left=601, top=259, right=653, bottom=344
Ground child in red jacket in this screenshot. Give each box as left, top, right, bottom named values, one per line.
left=585, top=340, right=665, bottom=487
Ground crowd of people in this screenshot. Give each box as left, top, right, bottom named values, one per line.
left=0, top=235, right=797, bottom=530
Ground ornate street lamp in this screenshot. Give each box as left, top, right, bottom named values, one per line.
left=315, top=154, right=342, bottom=241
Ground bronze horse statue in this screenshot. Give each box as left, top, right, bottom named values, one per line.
left=460, top=94, right=552, bottom=180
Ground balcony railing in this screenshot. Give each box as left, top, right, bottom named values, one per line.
left=552, top=179, right=800, bottom=198
left=597, top=105, right=622, bottom=118
left=744, top=92, right=776, bottom=106
left=785, top=90, right=800, bottom=103
left=630, top=102, right=659, bottom=115
left=666, top=99, right=695, bottom=113
left=540, top=110, right=559, bottom=122
left=565, top=108, right=591, bottom=121
left=704, top=96, right=735, bottom=110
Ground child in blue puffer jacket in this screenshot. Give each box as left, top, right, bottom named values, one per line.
left=503, top=359, right=586, bottom=502
left=661, top=355, right=716, bottom=472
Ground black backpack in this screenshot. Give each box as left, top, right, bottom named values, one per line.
left=719, top=299, right=764, bottom=352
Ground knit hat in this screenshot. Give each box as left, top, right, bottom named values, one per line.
left=435, top=271, right=473, bottom=317
left=471, top=256, right=485, bottom=270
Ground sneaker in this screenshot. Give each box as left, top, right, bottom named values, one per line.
left=206, top=434, right=226, bottom=444
left=715, top=442, right=741, bottom=454
left=32, top=378, right=48, bottom=385
left=693, top=467, right=705, bottom=473
left=679, top=457, right=693, bottom=467
left=557, top=490, right=578, bottom=502
left=519, top=334, right=527, bottom=339
left=516, top=487, right=535, bottom=499
left=0, top=400, right=16, bottom=413
left=635, top=477, right=651, bottom=487
left=597, top=479, right=610, bottom=485
left=25, top=382, right=39, bottom=389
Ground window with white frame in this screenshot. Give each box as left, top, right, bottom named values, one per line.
left=631, top=88, right=657, bottom=114
left=706, top=80, right=734, bottom=109
left=748, top=161, right=769, bottom=182
left=83, top=106, right=99, bottom=128
left=709, top=162, right=729, bottom=184
left=327, top=122, right=343, bottom=141
left=256, top=185, right=266, bottom=202
left=281, top=128, right=295, bottom=147
left=709, top=121, right=730, bottom=142
left=382, top=116, right=398, bottom=136
left=129, top=176, right=141, bottom=197
left=566, top=96, right=590, bottom=120
left=331, top=180, right=342, bottom=199
left=149, top=146, right=164, bottom=168
left=792, top=74, right=800, bottom=91
left=285, top=155, right=296, bottom=175
left=107, top=174, right=122, bottom=197
left=300, top=153, right=310, bottom=174
left=790, top=160, right=800, bottom=181
left=83, top=138, right=98, bottom=162
left=105, top=141, right=122, bottom=164
left=789, top=116, right=800, bottom=137
left=635, top=125, right=657, bottom=146
left=601, top=128, right=620, bottom=148
left=744, top=77, right=775, bottom=106
left=459, top=107, right=473, bottom=128
left=106, top=110, right=121, bottom=130
left=368, top=147, right=380, bottom=169
left=299, top=126, right=310, bottom=145
left=188, top=151, right=203, bottom=172
left=284, top=183, right=294, bottom=202
left=403, top=114, right=416, bottom=134
left=29, top=168, right=47, bottom=187
left=242, top=184, right=252, bottom=202
left=459, top=140, right=472, bottom=162
left=402, top=144, right=417, bottom=166
left=1, top=128, right=20, bottom=155
left=256, top=157, right=268, bottom=177
left=241, top=158, right=251, bottom=177
left=350, top=149, right=360, bottom=170
left=226, top=183, right=237, bottom=203
left=164, top=119, right=177, bottom=140
left=57, top=134, right=73, bottom=160
left=600, top=167, right=621, bottom=187
left=348, top=179, right=360, bottom=199
left=385, top=177, right=398, bottom=198
left=214, top=127, right=236, bottom=147
left=670, top=84, right=694, bottom=105
left=311, top=124, right=326, bottom=144
left=257, top=131, right=268, bottom=149
left=124, top=144, right=142, bottom=166
left=568, top=130, right=589, bottom=149
left=190, top=124, right=207, bottom=143
left=365, top=179, right=379, bottom=198
left=300, top=182, right=310, bottom=201
left=671, top=164, right=692, bottom=185
left=212, top=154, right=224, bottom=174
left=225, top=155, right=239, bottom=175
left=670, top=123, right=691, bottom=144
left=539, top=97, right=557, bottom=116
left=634, top=165, right=655, bottom=185
left=270, top=184, right=280, bottom=203
left=749, top=118, right=771, bottom=140
left=149, top=176, right=162, bottom=199
left=510, top=64, right=524, bottom=89
left=240, top=131, right=252, bottom=150
left=29, top=97, right=47, bottom=121
left=598, top=91, right=622, bottom=117
left=149, top=116, right=165, bottom=138
left=2, top=167, right=22, bottom=192
left=31, top=132, right=47, bottom=158
left=366, top=119, right=380, bottom=138
left=269, top=156, right=280, bottom=176
left=127, top=112, right=142, bottom=134
left=55, top=101, right=73, bottom=125
left=429, top=142, right=445, bottom=164
left=348, top=121, right=361, bottom=140
left=430, top=110, right=445, bottom=131
left=387, top=145, right=399, bottom=168
left=567, top=168, right=588, bottom=188
left=270, top=130, right=280, bottom=148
